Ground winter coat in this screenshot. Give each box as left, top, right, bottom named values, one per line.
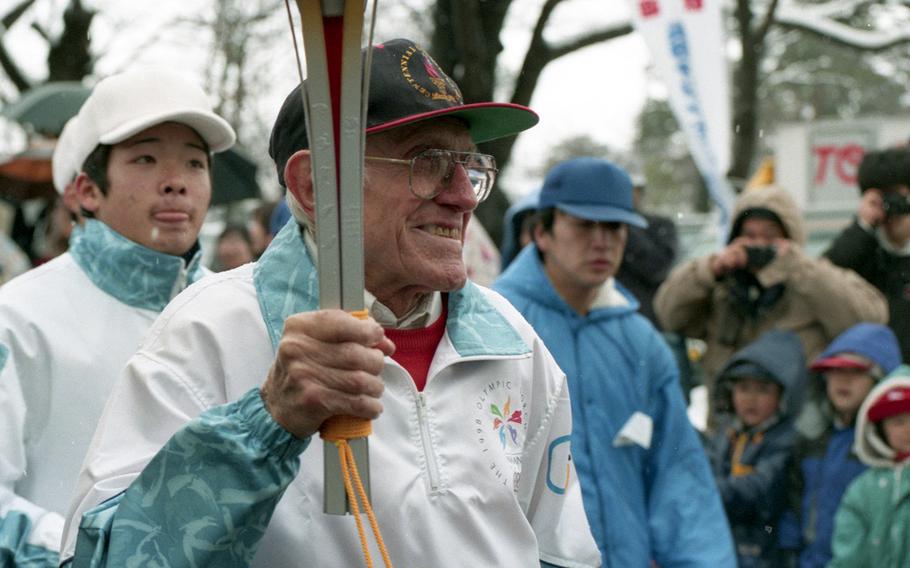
left=777, top=418, right=867, bottom=567
left=500, top=189, right=540, bottom=270
left=495, top=245, right=735, bottom=568
left=615, top=211, right=678, bottom=328
left=654, top=185, right=888, bottom=385
left=60, top=221, right=601, bottom=568
left=707, top=330, right=805, bottom=568
left=0, top=219, right=207, bottom=566
left=825, top=220, right=910, bottom=361
left=830, top=371, right=910, bottom=567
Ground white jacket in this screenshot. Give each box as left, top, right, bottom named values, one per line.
left=0, top=219, right=206, bottom=560
left=61, top=221, right=600, bottom=568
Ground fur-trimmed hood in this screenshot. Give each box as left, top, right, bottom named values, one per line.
left=855, top=366, right=910, bottom=468
left=728, top=185, right=806, bottom=246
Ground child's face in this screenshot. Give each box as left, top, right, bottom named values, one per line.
left=825, top=368, right=876, bottom=421
left=883, top=413, right=910, bottom=455
left=732, top=377, right=782, bottom=427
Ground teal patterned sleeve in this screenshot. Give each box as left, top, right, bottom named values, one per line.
left=69, top=388, right=309, bottom=568
left=0, top=510, right=60, bottom=567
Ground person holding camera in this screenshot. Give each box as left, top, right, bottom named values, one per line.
left=655, top=185, right=887, bottom=421
left=825, top=147, right=910, bottom=361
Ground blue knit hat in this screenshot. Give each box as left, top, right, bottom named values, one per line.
left=811, top=323, right=902, bottom=378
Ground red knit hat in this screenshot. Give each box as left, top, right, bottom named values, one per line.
left=867, top=386, right=910, bottom=423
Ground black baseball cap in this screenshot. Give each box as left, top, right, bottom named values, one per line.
left=269, top=38, right=539, bottom=186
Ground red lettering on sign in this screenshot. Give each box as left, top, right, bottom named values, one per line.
left=835, top=144, right=864, bottom=184
left=685, top=0, right=703, bottom=10
left=640, top=0, right=659, bottom=17
left=813, top=145, right=836, bottom=183
left=813, top=144, right=865, bottom=184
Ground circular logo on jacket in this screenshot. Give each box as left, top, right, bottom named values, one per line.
left=473, top=379, right=527, bottom=491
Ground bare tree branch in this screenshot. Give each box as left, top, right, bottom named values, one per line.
left=775, top=5, right=910, bottom=51
left=754, top=0, right=780, bottom=44
left=0, top=44, right=29, bottom=92
left=30, top=21, right=49, bottom=41
left=511, top=20, right=633, bottom=110
left=550, top=23, right=635, bottom=60
left=1, top=0, right=35, bottom=29
left=0, top=0, right=38, bottom=92
left=781, top=0, right=870, bottom=20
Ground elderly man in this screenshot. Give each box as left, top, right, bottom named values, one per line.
left=0, top=68, right=234, bottom=565
left=494, top=157, right=735, bottom=567
left=60, top=39, right=599, bottom=568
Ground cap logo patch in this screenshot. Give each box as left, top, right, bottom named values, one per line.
left=400, top=45, right=461, bottom=103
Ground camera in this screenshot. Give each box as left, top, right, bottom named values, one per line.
left=745, top=245, right=776, bottom=270
left=882, top=191, right=910, bottom=218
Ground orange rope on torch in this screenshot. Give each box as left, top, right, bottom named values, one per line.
left=318, top=309, right=393, bottom=568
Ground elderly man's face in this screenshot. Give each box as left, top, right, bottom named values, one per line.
left=361, top=120, right=478, bottom=313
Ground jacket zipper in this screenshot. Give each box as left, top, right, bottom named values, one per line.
left=170, top=262, right=189, bottom=300
left=416, top=392, right=441, bottom=492
left=894, top=465, right=903, bottom=503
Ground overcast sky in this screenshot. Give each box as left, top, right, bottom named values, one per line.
left=1, top=0, right=654, bottom=200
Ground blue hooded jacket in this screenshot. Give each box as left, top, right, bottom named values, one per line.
left=494, top=245, right=735, bottom=568
left=499, top=189, right=540, bottom=270
left=778, top=322, right=901, bottom=568
left=707, top=330, right=805, bottom=568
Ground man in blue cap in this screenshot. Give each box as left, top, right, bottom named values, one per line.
left=495, top=157, right=735, bottom=567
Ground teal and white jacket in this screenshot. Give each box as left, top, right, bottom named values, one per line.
left=60, top=221, right=600, bottom=568
left=830, top=370, right=910, bottom=567
left=0, top=219, right=207, bottom=566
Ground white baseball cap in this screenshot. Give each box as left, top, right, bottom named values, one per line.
left=52, top=115, right=82, bottom=194
left=70, top=67, right=236, bottom=178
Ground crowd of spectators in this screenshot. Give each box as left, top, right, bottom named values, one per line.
left=1, top=41, right=909, bottom=568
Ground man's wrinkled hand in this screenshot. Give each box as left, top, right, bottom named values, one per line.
left=260, top=309, right=396, bottom=439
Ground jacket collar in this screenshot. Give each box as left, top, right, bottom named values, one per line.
left=254, top=220, right=529, bottom=357
left=69, top=219, right=205, bottom=312
left=501, top=244, right=639, bottom=319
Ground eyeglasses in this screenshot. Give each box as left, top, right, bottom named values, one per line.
left=365, top=149, right=497, bottom=203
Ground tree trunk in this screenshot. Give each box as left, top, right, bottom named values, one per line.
left=428, top=0, right=632, bottom=245
left=729, top=0, right=778, bottom=187
left=729, top=0, right=760, bottom=186
left=46, top=0, right=94, bottom=82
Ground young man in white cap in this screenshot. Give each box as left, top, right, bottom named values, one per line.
left=495, top=157, right=736, bottom=567
left=52, top=115, right=86, bottom=219
left=60, top=39, right=599, bottom=568
left=0, top=67, right=235, bottom=565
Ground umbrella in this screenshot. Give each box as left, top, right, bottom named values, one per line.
left=0, top=145, right=260, bottom=205
left=0, top=147, right=56, bottom=201
left=211, top=146, right=261, bottom=206
left=1, top=80, right=259, bottom=205
left=1, top=82, right=90, bottom=137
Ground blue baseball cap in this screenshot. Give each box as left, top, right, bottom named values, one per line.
left=538, top=157, right=647, bottom=228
